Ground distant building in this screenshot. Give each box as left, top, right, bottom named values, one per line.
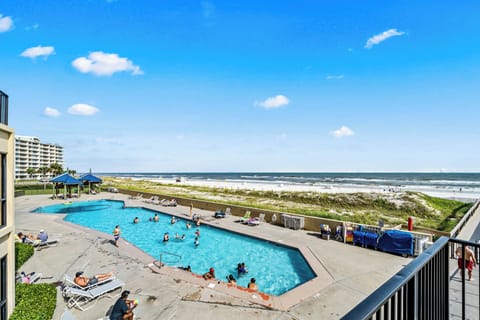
left=0, top=90, right=15, bottom=318
left=15, top=135, right=63, bottom=180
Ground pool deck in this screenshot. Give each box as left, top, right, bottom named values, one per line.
left=16, top=194, right=412, bottom=320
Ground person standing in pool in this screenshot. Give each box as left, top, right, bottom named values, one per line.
left=133, top=217, right=139, bottom=224
left=113, top=225, right=121, bottom=247
left=194, top=237, right=199, bottom=248
left=153, top=213, right=159, bottom=222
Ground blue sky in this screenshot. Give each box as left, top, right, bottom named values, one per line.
left=1, top=0, right=479, bottom=172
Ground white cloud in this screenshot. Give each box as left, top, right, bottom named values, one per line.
left=201, top=1, right=215, bottom=18
left=20, top=46, right=55, bottom=59
left=330, top=125, right=355, bottom=138
left=255, top=95, right=290, bottom=109
left=0, top=14, right=13, bottom=32
left=68, top=104, right=100, bottom=116
left=72, top=51, right=143, bottom=76
left=365, top=29, right=405, bottom=49
left=25, top=23, right=39, bottom=31
left=326, top=75, right=344, bottom=80
left=43, top=107, right=60, bottom=117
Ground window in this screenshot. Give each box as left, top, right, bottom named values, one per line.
left=0, top=255, right=6, bottom=319
left=0, top=153, right=5, bottom=228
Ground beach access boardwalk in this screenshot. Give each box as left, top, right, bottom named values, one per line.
left=450, top=202, right=480, bottom=320
left=16, top=194, right=410, bottom=320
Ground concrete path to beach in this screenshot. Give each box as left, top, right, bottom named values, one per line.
left=15, top=194, right=410, bottom=320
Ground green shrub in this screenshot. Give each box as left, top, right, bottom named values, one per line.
left=10, top=283, right=57, bottom=320
left=15, top=243, right=34, bottom=270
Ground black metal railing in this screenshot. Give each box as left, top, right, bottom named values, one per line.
left=0, top=91, right=8, bottom=125
left=342, top=237, right=480, bottom=320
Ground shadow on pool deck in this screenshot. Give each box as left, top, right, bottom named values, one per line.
left=16, top=194, right=411, bottom=320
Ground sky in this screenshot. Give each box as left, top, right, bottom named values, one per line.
left=1, top=0, right=480, bottom=172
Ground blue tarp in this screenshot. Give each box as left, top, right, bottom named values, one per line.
left=377, top=230, right=414, bottom=256
left=49, top=173, right=82, bottom=185
left=79, top=173, right=102, bottom=183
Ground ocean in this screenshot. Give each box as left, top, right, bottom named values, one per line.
left=98, top=172, right=480, bottom=194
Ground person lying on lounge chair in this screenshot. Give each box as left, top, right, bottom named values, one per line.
left=74, top=271, right=114, bottom=287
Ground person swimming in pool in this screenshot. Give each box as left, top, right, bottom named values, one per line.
left=163, top=233, right=169, bottom=242
left=195, top=229, right=200, bottom=237
left=171, top=216, right=176, bottom=224
left=153, top=213, right=159, bottom=222
left=227, top=274, right=237, bottom=285
left=194, top=237, right=199, bottom=248
left=186, top=222, right=191, bottom=229
left=133, top=217, right=139, bottom=224
left=174, top=233, right=185, bottom=240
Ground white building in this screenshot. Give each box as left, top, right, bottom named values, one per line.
left=15, top=135, right=63, bottom=180
left=0, top=90, right=15, bottom=318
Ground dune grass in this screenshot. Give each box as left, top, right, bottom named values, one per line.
left=104, top=178, right=473, bottom=232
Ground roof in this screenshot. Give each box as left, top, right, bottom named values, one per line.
left=79, top=173, right=103, bottom=183
left=49, top=173, right=82, bottom=185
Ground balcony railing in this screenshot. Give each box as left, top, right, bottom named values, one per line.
left=342, top=237, right=479, bottom=320
left=0, top=90, right=8, bottom=125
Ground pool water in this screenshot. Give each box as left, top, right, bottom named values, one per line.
left=34, top=200, right=315, bottom=295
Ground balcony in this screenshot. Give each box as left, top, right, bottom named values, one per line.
left=0, top=90, right=8, bottom=125
left=342, top=237, right=479, bottom=320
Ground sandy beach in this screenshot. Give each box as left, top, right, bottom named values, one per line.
left=135, top=177, right=479, bottom=202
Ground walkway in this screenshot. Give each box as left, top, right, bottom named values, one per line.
left=16, top=194, right=410, bottom=320
left=450, top=201, right=480, bottom=320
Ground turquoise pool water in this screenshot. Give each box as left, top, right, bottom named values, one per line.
left=34, top=200, right=315, bottom=295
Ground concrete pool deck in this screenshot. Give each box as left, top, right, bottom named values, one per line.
left=15, top=194, right=412, bottom=319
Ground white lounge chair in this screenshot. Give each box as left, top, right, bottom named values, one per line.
left=246, top=213, right=265, bottom=226
left=63, top=274, right=115, bottom=291
left=63, top=278, right=125, bottom=311
left=25, top=237, right=59, bottom=249
left=238, top=211, right=251, bottom=223
left=143, top=196, right=155, bottom=203
left=16, top=272, right=43, bottom=284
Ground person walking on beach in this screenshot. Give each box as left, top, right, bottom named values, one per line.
left=190, top=203, right=193, bottom=218
left=113, top=225, right=121, bottom=247
left=456, top=246, right=477, bottom=281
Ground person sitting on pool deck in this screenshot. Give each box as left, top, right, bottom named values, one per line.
left=74, top=271, right=114, bottom=287
left=203, top=267, right=215, bottom=280
left=110, top=290, right=137, bottom=320
left=37, top=229, right=48, bottom=242
left=171, top=216, right=176, bottom=224
left=133, top=217, right=139, bottom=224
left=248, top=278, right=258, bottom=291
left=163, top=233, right=169, bottom=242
left=226, top=274, right=237, bottom=285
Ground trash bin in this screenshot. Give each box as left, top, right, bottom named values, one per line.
left=415, top=237, right=427, bottom=256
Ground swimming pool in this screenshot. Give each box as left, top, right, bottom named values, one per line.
left=34, top=200, right=315, bottom=295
